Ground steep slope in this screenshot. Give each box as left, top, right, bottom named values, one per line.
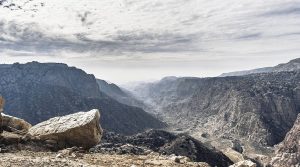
left=0, top=62, right=165, bottom=135
left=220, top=58, right=300, bottom=77
left=270, top=113, right=300, bottom=166
left=96, top=79, right=145, bottom=108
left=130, top=72, right=300, bottom=146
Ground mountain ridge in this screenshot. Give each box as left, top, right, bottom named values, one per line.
left=220, top=58, right=300, bottom=77
left=0, top=62, right=165, bottom=135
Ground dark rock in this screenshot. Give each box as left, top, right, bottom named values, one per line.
left=92, top=130, right=233, bottom=167
left=159, top=134, right=233, bottom=167
left=232, top=139, right=243, bottom=153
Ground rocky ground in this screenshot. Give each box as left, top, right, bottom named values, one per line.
left=0, top=151, right=210, bottom=167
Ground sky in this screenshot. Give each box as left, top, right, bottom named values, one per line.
left=0, top=0, right=300, bottom=84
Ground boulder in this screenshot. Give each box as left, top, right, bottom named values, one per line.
left=223, top=148, right=245, bottom=163
left=2, top=114, right=32, bottom=133
left=28, top=109, right=103, bottom=149
left=229, top=160, right=257, bottom=167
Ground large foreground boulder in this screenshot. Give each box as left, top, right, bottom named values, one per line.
left=28, top=109, right=103, bottom=149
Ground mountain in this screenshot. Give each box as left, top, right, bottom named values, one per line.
left=96, top=79, right=146, bottom=109
left=0, top=62, right=165, bottom=135
left=129, top=72, right=300, bottom=147
left=220, top=58, right=300, bottom=77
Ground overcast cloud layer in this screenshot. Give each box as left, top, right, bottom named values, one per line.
left=0, top=0, right=300, bottom=83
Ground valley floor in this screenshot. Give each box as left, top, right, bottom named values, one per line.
left=0, top=151, right=210, bottom=167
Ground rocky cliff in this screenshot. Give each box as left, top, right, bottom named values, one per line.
left=220, top=58, right=300, bottom=77
left=270, top=113, right=300, bottom=166
left=0, top=62, right=165, bottom=135
left=130, top=72, right=300, bottom=146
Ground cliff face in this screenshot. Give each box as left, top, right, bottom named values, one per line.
left=0, top=62, right=165, bottom=135
left=270, top=114, right=300, bottom=166
left=131, top=72, right=300, bottom=146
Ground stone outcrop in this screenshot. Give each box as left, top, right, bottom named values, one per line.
left=28, top=109, right=103, bottom=149
left=270, top=114, right=300, bottom=167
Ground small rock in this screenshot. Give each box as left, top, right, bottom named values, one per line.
left=229, top=160, right=257, bottom=167
left=174, top=157, right=180, bottom=163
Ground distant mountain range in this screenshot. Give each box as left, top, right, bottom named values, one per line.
left=0, top=62, right=165, bottom=135
left=220, top=58, right=300, bottom=77
left=128, top=58, right=300, bottom=148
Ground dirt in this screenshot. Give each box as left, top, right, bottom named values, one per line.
left=0, top=151, right=210, bottom=167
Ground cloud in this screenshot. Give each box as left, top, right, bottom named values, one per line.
left=262, top=6, right=300, bottom=16
left=0, top=20, right=200, bottom=56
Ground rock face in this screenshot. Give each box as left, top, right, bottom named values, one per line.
left=220, top=58, right=300, bottom=77
left=129, top=71, right=300, bottom=146
left=0, top=62, right=165, bottom=135
left=28, top=109, right=102, bottom=149
left=92, top=130, right=233, bottom=167
left=270, top=114, right=300, bottom=167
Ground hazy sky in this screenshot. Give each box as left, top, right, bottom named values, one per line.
left=0, top=0, right=300, bottom=84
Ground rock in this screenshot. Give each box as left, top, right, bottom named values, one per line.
left=2, top=114, right=32, bottom=134
left=168, top=154, right=191, bottom=163
left=232, top=139, right=243, bottom=153
left=229, top=160, right=257, bottom=167
left=246, top=154, right=271, bottom=167
left=270, top=114, right=300, bottom=167
left=93, top=130, right=232, bottom=166
left=159, top=134, right=233, bottom=167
left=28, top=109, right=103, bottom=149
left=91, top=143, right=150, bottom=155
left=223, top=148, right=245, bottom=163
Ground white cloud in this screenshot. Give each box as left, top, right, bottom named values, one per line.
left=0, top=0, right=300, bottom=83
